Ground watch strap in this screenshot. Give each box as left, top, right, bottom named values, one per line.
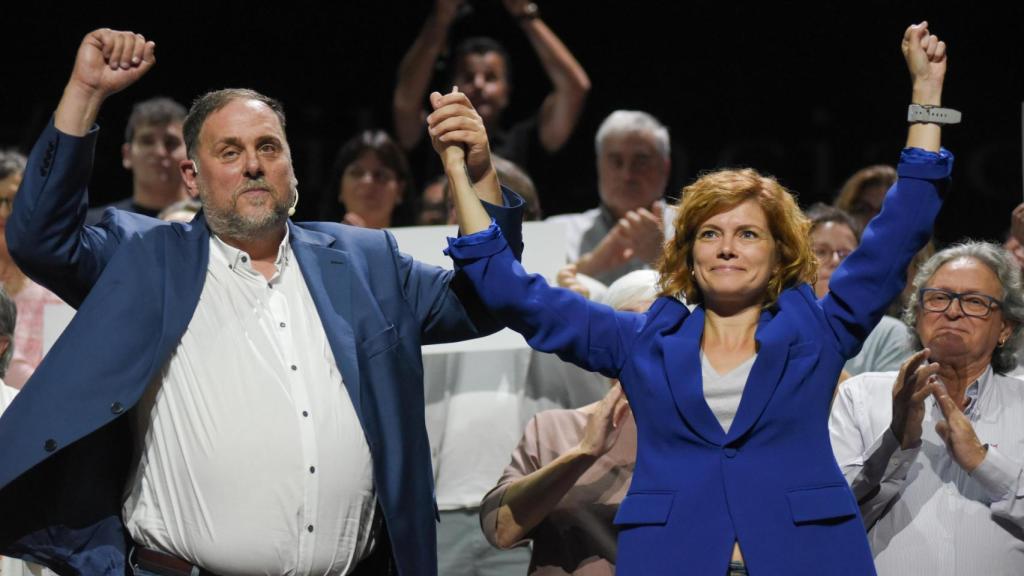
left=907, top=104, right=962, bottom=125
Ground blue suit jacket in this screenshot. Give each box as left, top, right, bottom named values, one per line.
left=0, top=122, right=523, bottom=576
left=447, top=149, right=952, bottom=575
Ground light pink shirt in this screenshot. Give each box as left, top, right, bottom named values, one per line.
left=2, top=279, right=64, bottom=389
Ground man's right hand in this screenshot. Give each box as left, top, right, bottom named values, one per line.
left=56, top=29, right=156, bottom=136
left=890, top=348, right=940, bottom=449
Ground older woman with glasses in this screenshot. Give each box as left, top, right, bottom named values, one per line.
left=830, top=241, right=1024, bottom=575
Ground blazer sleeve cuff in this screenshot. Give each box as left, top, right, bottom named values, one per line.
left=896, top=147, right=954, bottom=180
left=482, top=185, right=524, bottom=261
left=444, top=220, right=509, bottom=260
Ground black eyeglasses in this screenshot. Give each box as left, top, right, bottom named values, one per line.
left=919, top=288, right=1003, bottom=318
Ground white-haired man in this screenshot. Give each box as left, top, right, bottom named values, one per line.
left=548, top=110, right=674, bottom=286
left=830, top=241, right=1024, bottom=575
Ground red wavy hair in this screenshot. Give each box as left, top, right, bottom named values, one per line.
left=658, top=168, right=816, bottom=308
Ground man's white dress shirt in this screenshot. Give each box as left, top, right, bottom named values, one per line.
left=123, top=230, right=377, bottom=576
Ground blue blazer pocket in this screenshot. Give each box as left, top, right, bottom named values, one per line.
left=786, top=484, right=857, bottom=525
left=361, top=325, right=399, bottom=359
left=613, top=492, right=674, bottom=526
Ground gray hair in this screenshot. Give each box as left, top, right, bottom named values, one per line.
left=0, top=149, right=27, bottom=180
left=902, top=241, right=1024, bottom=374
left=601, top=269, right=659, bottom=312
left=595, top=110, right=670, bottom=161
left=0, top=286, right=17, bottom=380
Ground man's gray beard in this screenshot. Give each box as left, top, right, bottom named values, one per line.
left=202, top=188, right=293, bottom=242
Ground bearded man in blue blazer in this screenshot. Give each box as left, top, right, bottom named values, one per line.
left=0, top=28, right=522, bottom=576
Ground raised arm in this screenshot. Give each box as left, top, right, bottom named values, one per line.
left=436, top=87, right=650, bottom=377
left=903, top=21, right=945, bottom=153
left=8, top=29, right=156, bottom=306
left=502, top=0, right=591, bottom=153
left=427, top=88, right=500, bottom=233
left=484, top=385, right=629, bottom=548
left=392, top=0, right=462, bottom=150
left=822, top=22, right=952, bottom=358
left=56, top=29, right=156, bottom=136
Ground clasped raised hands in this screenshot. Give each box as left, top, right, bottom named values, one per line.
left=427, top=89, right=494, bottom=183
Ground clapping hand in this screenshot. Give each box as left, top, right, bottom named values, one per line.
left=889, top=349, right=940, bottom=449
left=932, top=379, right=988, bottom=472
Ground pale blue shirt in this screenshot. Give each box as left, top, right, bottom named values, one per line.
left=830, top=367, right=1024, bottom=575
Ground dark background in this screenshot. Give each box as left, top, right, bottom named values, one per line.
left=3, top=1, right=1022, bottom=244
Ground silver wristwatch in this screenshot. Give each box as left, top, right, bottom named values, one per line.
left=907, top=104, right=962, bottom=125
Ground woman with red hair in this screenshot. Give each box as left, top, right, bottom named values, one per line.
left=436, top=22, right=952, bottom=576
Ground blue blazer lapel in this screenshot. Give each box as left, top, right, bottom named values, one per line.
left=157, top=213, right=210, bottom=364
left=288, top=223, right=361, bottom=418
left=663, top=306, right=726, bottom=445
left=725, top=303, right=808, bottom=444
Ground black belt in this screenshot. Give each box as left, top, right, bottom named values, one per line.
left=130, top=545, right=220, bottom=576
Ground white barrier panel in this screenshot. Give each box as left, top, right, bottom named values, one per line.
left=389, top=220, right=567, bottom=355
left=388, top=220, right=566, bottom=281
